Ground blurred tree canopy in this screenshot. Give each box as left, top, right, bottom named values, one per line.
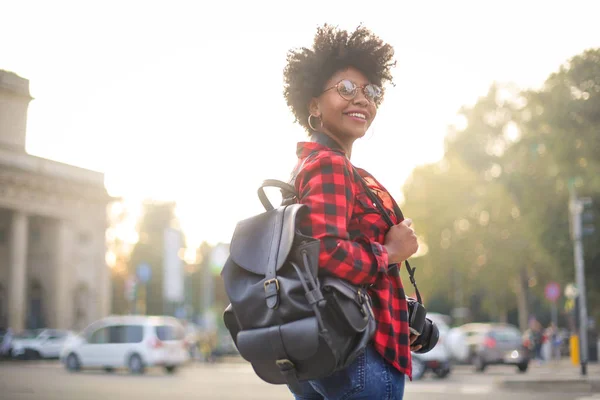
left=402, top=48, right=600, bottom=330
left=128, top=201, right=182, bottom=315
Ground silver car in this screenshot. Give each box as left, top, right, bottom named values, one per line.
left=471, top=323, right=529, bottom=373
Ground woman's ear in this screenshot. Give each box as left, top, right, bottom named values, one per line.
left=308, top=98, right=320, bottom=117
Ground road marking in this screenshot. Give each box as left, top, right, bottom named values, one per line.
left=204, top=365, right=258, bottom=374
left=406, top=383, right=494, bottom=395
left=459, top=384, right=493, bottom=394
left=405, top=383, right=448, bottom=393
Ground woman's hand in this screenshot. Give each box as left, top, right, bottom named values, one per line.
left=410, top=333, right=422, bottom=352
left=383, top=218, right=419, bottom=265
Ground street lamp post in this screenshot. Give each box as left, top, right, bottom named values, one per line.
left=569, top=184, right=589, bottom=376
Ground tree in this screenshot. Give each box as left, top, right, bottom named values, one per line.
left=515, top=49, right=600, bottom=323
left=128, top=201, right=182, bottom=315
left=106, top=200, right=137, bottom=315
left=403, top=150, right=549, bottom=328
left=402, top=48, right=600, bottom=328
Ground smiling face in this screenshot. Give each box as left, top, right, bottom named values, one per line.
left=309, top=67, right=379, bottom=152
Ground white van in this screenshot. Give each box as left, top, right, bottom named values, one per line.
left=60, top=315, right=189, bottom=374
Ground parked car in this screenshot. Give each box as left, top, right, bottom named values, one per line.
left=411, top=312, right=452, bottom=380
left=60, top=315, right=189, bottom=374
left=10, top=329, right=73, bottom=360
left=212, top=332, right=239, bottom=358
left=446, top=323, right=491, bottom=364
left=468, top=323, right=529, bottom=373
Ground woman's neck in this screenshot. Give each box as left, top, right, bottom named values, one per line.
left=311, top=131, right=353, bottom=159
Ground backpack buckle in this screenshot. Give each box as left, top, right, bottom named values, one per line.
left=264, top=278, right=280, bottom=291
left=276, top=358, right=295, bottom=371
left=276, top=359, right=301, bottom=392
left=357, top=288, right=364, bottom=304
left=264, top=278, right=280, bottom=309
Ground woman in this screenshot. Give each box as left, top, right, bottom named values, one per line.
left=283, top=25, right=421, bottom=400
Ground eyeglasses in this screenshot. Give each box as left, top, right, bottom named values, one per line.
left=322, top=79, right=382, bottom=104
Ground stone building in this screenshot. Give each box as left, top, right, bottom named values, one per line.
left=0, top=70, right=112, bottom=332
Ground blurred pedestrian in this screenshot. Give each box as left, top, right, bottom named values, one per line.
left=542, top=324, right=553, bottom=361
left=0, top=328, right=13, bottom=358
left=531, top=319, right=544, bottom=363
left=551, top=324, right=563, bottom=360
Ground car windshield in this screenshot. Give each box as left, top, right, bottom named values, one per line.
left=491, top=327, right=522, bottom=342
left=155, top=324, right=185, bottom=341
left=427, top=314, right=449, bottom=331
left=15, top=329, right=43, bottom=339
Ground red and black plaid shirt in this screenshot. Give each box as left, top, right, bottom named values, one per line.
left=294, top=141, right=412, bottom=378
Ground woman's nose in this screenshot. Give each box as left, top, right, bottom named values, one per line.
left=352, top=90, right=369, bottom=106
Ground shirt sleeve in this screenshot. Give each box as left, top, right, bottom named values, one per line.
left=295, top=152, right=389, bottom=285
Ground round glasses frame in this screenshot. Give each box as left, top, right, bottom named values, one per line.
left=322, top=79, right=382, bottom=104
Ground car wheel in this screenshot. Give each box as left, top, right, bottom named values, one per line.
left=24, top=349, right=41, bottom=360
left=473, top=355, right=486, bottom=372
left=468, top=350, right=477, bottom=364
left=517, top=362, right=528, bottom=373
left=433, top=367, right=451, bottom=379
left=412, top=358, right=427, bottom=380
left=165, top=365, right=177, bottom=374
left=128, top=354, right=145, bottom=374
left=66, top=353, right=81, bottom=372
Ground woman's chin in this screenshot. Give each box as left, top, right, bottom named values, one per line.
left=352, top=129, right=368, bottom=139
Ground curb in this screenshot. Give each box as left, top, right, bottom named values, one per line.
left=216, top=355, right=246, bottom=364
left=502, top=378, right=600, bottom=393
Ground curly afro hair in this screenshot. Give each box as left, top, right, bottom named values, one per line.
left=283, top=24, right=396, bottom=133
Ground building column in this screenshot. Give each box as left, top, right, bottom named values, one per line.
left=53, top=219, right=72, bottom=329
left=96, top=219, right=111, bottom=321
left=8, top=211, right=28, bottom=332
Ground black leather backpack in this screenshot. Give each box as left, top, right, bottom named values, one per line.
left=221, top=176, right=375, bottom=391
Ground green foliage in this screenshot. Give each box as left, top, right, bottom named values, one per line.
left=128, top=201, right=180, bottom=315
left=403, top=48, right=600, bottom=327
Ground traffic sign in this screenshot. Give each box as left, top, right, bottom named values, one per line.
left=125, top=276, right=137, bottom=301
left=136, top=262, right=152, bottom=283
left=565, top=283, right=579, bottom=299
left=545, top=282, right=561, bottom=302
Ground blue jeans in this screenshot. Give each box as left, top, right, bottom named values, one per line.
left=289, top=345, right=405, bottom=400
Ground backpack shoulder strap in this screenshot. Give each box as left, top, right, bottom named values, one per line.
left=258, top=151, right=320, bottom=211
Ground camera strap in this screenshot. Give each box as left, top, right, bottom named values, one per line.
left=352, top=169, right=423, bottom=304
left=310, top=132, right=423, bottom=304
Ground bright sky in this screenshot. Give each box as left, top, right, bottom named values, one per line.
left=1, top=0, right=598, bottom=247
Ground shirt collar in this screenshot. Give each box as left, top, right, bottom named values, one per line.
left=296, top=132, right=348, bottom=158
left=296, top=141, right=348, bottom=158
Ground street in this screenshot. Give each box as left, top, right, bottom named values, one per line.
left=1, top=360, right=598, bottom=400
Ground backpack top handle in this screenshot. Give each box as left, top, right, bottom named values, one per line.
left=257, top=180, right=297, bottom=211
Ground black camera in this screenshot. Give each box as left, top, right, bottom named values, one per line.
left=407, top=297, right=439, bottom=354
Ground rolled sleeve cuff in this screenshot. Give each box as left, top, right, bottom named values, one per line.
left=371, top=242, right=389, bottom=272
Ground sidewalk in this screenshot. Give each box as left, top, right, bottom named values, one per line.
left=502, top=359, right=600, bottom=393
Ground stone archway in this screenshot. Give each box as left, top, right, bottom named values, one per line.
left=73, top=283, right=90, bottom=331
left=26, top=280, right=45, bottom=329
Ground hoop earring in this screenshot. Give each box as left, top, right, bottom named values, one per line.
left=308, top=114, right=323, bottom=131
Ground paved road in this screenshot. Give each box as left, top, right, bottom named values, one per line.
left=0, top=361, right=598, bottom=400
